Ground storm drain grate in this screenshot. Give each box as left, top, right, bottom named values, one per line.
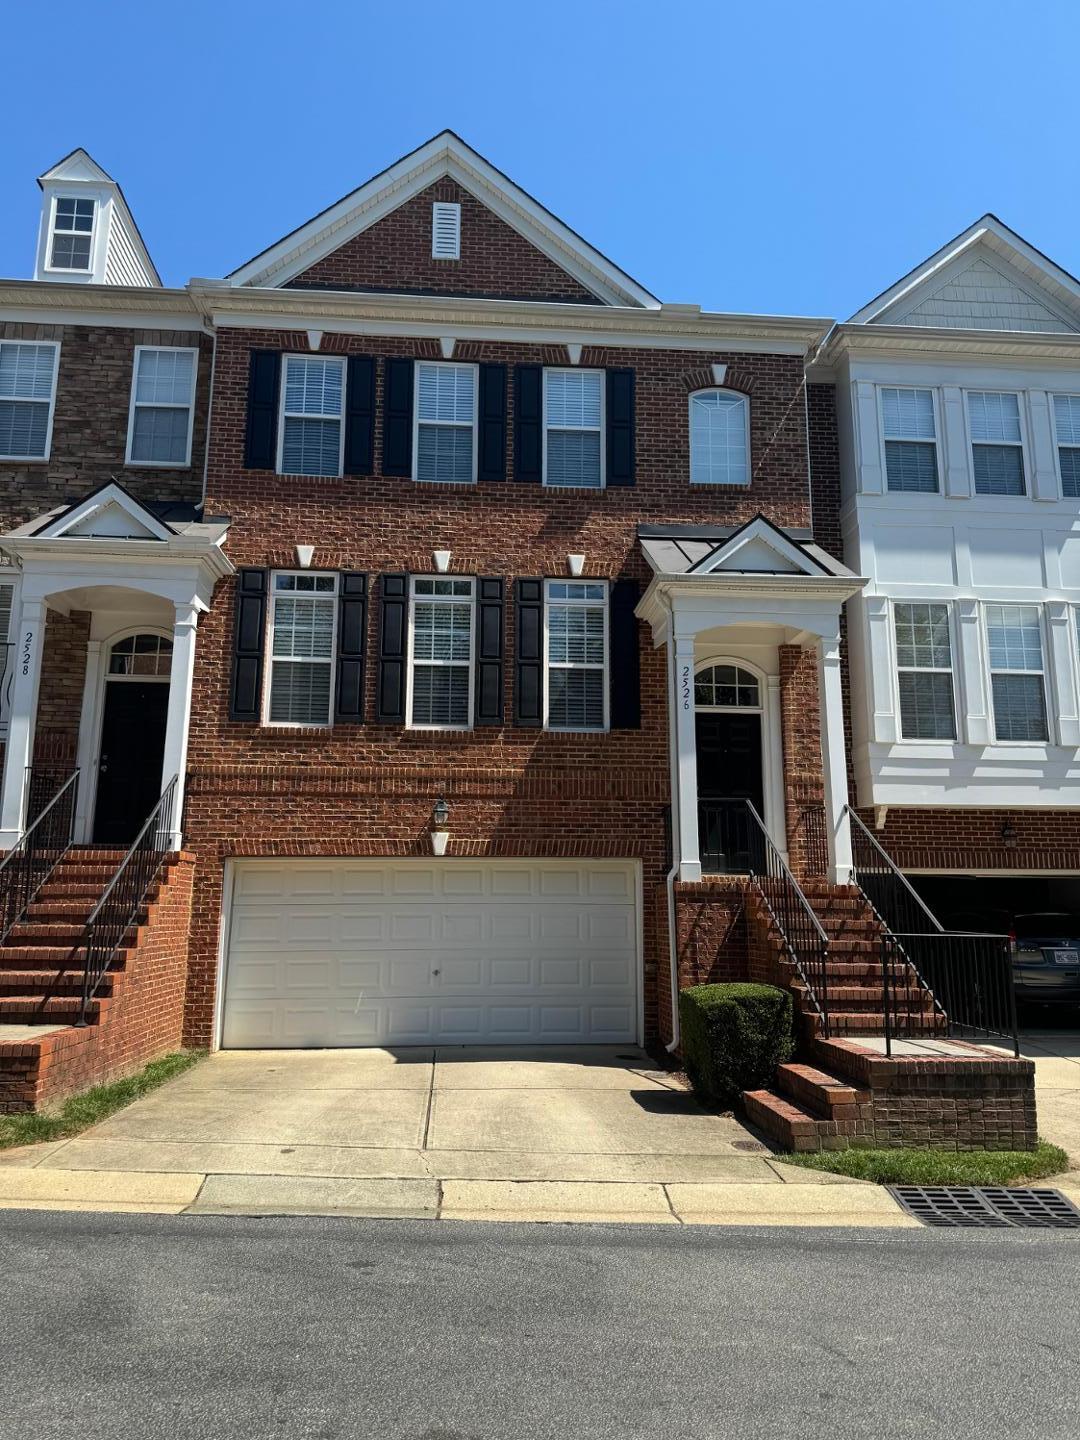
left=890, top=1186, right=1080, bottom=1229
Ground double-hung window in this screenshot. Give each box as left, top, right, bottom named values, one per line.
left=49, top=197, right=95, bottom=271
left=0, top=341, right=60, bottom=461
left=544, top=369, right=603, bottom=489
left=881, top=387, right=938, bottom=492
left=985, top=604, right=1048, bottom=742
left=893, top=603, right=956, bottom=739
left=545, top=581, right=608, bottom=730
left=126, top=347, right=198, bottom=466
left=414, top=362, right=476, bottom=484
left=266, top=572, right=338, bottom=726
left=1052, top=394, right=1080, bottom=498
left=278, top=355, right=345, bottom=477
left=689, top=389, right=750, bottom=486
left=409, top=577, right=475, bottom=727
left=967, top=391, right=1025, bottom=495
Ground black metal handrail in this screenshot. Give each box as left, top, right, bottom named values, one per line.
left=0, top=640, right=14, bottom=728
left=844, top=804, right=944, bottom=935
left=698, top=797, right=756, bottom=875
left=75, top=775, right=179, bottom=1025
left=882, top=932, right=1020, bottom=1057
left=0, top=769, right=79, bottom=943
left=744, top=799, right=831, bottom=1036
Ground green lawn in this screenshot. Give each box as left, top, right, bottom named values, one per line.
left=0, top=1050, right=203, bottom=1151
left=780, top=1140, right=1069, bottom=1186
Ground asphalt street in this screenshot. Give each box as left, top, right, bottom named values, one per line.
left=1, top=1211, right=1078, bottom=1440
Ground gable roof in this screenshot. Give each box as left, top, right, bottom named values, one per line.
left=226, top=130, right=659, bottom=308
left=848, top=214, right=1080, bottom=333
left=37, top=148, right=162, bottom=286
left=638, top=516, right=854, bottom=580
left=22, top=481, right=176, bottom=542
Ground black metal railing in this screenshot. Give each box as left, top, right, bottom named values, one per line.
left=0, top=769, right=79, bottom=942
left=698, top=798, right=759, bottom=875
left=882, top=932, right=1020, bottom=1057
left=797, top=801, right=830, bottom=879
left=0, top=641, right=13, bottom=730
left=744, top=799, right=831, bottom=1036
left=75, top=775, right=179, bottom=1025
left=844, top=804, right=944, bottom=936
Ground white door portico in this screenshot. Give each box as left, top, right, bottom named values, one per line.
left=637, top=517, right=866, bottom=884
left=0, top=484, right=232, bottom=849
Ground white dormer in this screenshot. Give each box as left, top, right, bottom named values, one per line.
left=34, top=149, right=161, bottom=287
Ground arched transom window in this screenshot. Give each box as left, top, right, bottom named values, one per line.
left=690, top=389, right=750, bottom=486
left=108, top=633, right=173, bottom=678
left=695, top=664, right=760, bottom=709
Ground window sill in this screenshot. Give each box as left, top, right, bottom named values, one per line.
left=541, top=482, right=605, bottom=493
left=125, top=460, right=192, bottom=470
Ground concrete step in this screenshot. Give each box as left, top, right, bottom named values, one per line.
left=776, top=1063, right=860, bottom=1114
left=742, top=1089, right=837, bottom=1153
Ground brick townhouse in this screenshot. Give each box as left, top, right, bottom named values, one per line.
left=0, top=134, right=1057, bottom=1149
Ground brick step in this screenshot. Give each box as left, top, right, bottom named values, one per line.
left=5, top=924, right=98, bottom=947
left=776, top=1063, right=860, bottom=1114
left=741, top=1089, right=839, bottom=1153
left=0, top=969, right=107, bottom=997
left=779, top=959, right=907, bottom=982
left=0, top=944, right=133, bottom=967
left=809, top=1011, right=948, bottom=1037
left=25, top=901, right=99, bottom=921
left=65, top=849, right=128, bottom=862
left=44, top=866, right=124, bottom=886
left=0, top=994, right=101, bottom=1023
left=792, top=982, right=935, bottom=1010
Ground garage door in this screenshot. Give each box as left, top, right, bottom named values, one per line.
left=221, top=859, right=640, bottom=1048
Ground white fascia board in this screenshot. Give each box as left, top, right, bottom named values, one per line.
left=0, top=280, right=203, bottom=330
left=689, top=519, right=825, bottom=577
left=34, top=482, right=174, bottom=542
left=821, top=323, right=1080, bottom=366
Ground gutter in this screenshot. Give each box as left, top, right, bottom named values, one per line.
left=663, top=592, right=682, bottom=1053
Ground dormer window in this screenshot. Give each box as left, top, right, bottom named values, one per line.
left=49, top=197, right=95, bottom=271
left=432, top=202, right=461, bottom=259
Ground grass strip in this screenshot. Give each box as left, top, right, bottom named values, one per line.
left=779, top=1139, right=1069, bottom=1186
left=0, top=1050, right=203, bottom=1151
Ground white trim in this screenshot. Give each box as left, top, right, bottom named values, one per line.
left=35, top=481, right=174, bottom=542
left=411, top=360, right=479, bottom=485
left=212, top=857, right=237, bottom=1051
left=262, top=570, right=340, bottom=728
left=1050, top=390, right=1080, bottom=499
left=124, top=345, right=199, bottom=469
left=0, top=340, right=61, bottom=462
left=542, top=579, right=610, bottom=732
left=982, top=600, right=1051, bottom=745
left=965, top=388, right=1029, bottom=497
left=877, top=383, right=942, bottom=494
left=275, top=353, right=347, bottom=478
left=406, top=575, right=476, bottom=731
left=542, top=366, right=605, bottom=490
left=688, top=387, right=750, bottom=487
left=44, top=194, right=97, bottom=275
left=890, top=600, right=958, bottom=742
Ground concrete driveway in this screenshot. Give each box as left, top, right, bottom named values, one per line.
left=0, top=1046, right=895, bottom=1224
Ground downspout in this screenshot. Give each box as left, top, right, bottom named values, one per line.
left=663, top=591, right=681, bottom=1053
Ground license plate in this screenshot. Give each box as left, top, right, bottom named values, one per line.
left=1052, top=949, right=1079, bottom=966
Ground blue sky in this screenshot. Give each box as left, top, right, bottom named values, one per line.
left=3, top=0, right=1077, bottom=318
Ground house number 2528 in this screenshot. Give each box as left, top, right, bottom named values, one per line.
left=20, top=631, right=33, bottom=678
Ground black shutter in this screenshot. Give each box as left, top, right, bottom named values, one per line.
left=229, top=568, right=268, bottom=721
left=375, top=573, right=408, bottom=722
left=382, top=358, right=414, bottom=477
left=335, top=572, right=367, bottom=723
left=475, top=578, right=505, bottom=724
left=514, top=578, right=543, bottom=725
left=244, top=352, right=280, bottom=470
left=344, top=356, right=376, bottom=475
left=477, top=364, right=507, bottom=482
left=514, top=365, right=542, bottom=482
left=609, top=579, right=641, bottom=729
left=606, top=368, right=636, bottom=486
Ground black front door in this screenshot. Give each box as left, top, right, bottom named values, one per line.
left=696, top=711, right=764, bottom=872
left=93, top=682, right=169, bottom=845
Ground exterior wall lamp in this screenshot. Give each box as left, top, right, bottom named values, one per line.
left=431, top=797, right=450, bottom=856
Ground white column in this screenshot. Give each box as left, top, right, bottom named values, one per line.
left=941, top=385, right=973, bottom=498
left=73, top=639, right=102, bottom=844
left=0, top=598, right=47, bottom=846
left=1046, top=601, right=1080, bottom=747
left=1027, top=389, right=1060, bottom=502
left=853, top=381, right=884, bottom=494
left=863, top=594, right=899, bottom=743
left=160, top=603, right=199, bottom=850
left=765, top=673, right=787, bottom=860
left=956, top=598, right=991, bottom=744
left=672, top=629, right=700, bottom=882
left=816, top=631, right=853, bottom=884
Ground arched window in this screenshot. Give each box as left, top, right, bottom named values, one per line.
left=690, top=389, right=749, bottom=486
left=695, top=664, right=760, bottom=709
left=107, top=633, right=173, bottom=678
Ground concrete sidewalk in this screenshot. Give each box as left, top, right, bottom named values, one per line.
left=0, top=1045, right=916, bottom=1226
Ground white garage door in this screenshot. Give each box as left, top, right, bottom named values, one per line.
left=221, top=859, right=640, bottom=1048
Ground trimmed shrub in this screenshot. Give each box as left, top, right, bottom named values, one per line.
left=679, top=982, right=794, bottom=1108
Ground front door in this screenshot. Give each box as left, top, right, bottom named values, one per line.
left=93, top=682, right=169, bottom=845
left=696, top=711, right=764, bottom=872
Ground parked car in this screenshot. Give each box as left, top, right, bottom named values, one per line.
left=1011, top=913, right=1080, bottom=1005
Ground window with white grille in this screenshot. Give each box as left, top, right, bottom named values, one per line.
left=967, top=391, right=1025, bottom=496
left=893, top=603, right=956, bottom=740
left=881, top=387, right=938, bottom=493
left=266, top=572, right=338, bottom=726
left=1053, top=394, right=1080, bottom=498
left=409, top=577, right=475, bottom=728
left=689, top=390, right=749, bottom=486
left=278, top=355, right=345, bottom=477
left=126, top=347, right=198, bottom=466
left=49, top=197, right=95, bottom=270
left=544, top=369, right=604, bottom=489
left=0, top=341, right=59, bottom=461
left=414, top=362, right=476, bottom=483
left=985, top=603, right=1048, bottom=742
left=431, top=202, right=461, bottom=259
left=545, top=581, right=608, bottom=730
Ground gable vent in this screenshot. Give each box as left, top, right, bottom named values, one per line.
left=432, top=202, right=461, bottom=260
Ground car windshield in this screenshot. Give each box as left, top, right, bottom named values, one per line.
left=1014, top=913, right=1080, bottom=939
